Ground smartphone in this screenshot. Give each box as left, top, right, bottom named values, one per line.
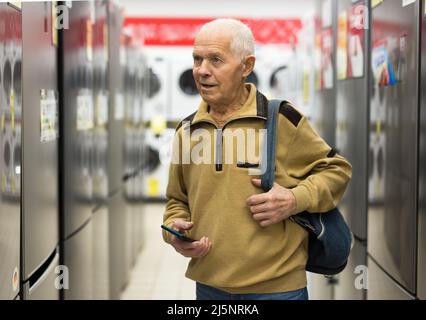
left=161, top=225, right=195, bottom=242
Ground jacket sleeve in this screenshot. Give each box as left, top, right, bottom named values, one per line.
left=285, top=117, right=352, bottom=213
left=162, top=130, right=191, bottom=243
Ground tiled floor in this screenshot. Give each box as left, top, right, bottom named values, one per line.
left=120, top=203, right=196, bottom=300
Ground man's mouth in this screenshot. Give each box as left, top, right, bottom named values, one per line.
left=200, top=83, right=216, bottom=89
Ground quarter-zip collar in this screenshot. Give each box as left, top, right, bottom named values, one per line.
left=187, top=84, right=269, bottom=172
left=191, top=84, right=268, bottom=129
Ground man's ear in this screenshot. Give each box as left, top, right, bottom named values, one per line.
left=242, top=55, right=256, bottom=78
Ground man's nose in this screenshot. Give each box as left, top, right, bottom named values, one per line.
left=196, top=60, right=211, bottom=77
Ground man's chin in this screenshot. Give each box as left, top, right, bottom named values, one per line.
left=200, top=92, right=215, bottom=103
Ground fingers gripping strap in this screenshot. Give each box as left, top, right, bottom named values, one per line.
left=261, top=100, right=281, bottom=192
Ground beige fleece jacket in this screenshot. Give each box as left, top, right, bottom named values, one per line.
left=162, top=84, right=352, bottom=294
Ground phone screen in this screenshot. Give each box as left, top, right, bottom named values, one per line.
left=161, top=225, right=195, bottom=242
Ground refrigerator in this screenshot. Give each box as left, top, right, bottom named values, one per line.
left=0, top=2, right=21, bottom=300
left=418, top=2, right=426, bottom=301
left=333, top=0, right=369, bottom=300
left=59, top=0, right=95, bottom=299
left=367, top=256, right=414, bottom=299
left=309, top=0, right=338, bottom=300
left=312, top=0, right=338, bottom=147
left=21, top=1, right=60, bottom=299
left=367, top=0, right=419, bottom=299
left=122, top=33, right=147, bottom=270
left=107, top=2, right=132, bottom=299
left=92, top=0, right=111, bottom=300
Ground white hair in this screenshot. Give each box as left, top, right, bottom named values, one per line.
left=197, top=18, right=255, bottom=60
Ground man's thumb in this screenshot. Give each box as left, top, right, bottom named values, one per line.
left=174, top=220, right=193, bottom=230
left=251, top=179, right=262, bottom=187
left=183, top=221, right=193, bottom=228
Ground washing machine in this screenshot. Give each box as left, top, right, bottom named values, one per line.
left=1, top=103, right=21, bottom=200
left=0, top=18, right=4, bottom=114
left=124, top=42, right=142, bottom=125
left=123, top=43, right=147, bottom=200
left=144, top=53, right=170, bottom=121
left=141, top=50, right=173, bottom=200
left=169, top=49, right=199, bottom=121
left=253, top=45, right=290, bottom=99
left=142, top=126, right=175, bottom=201
left=1, top=11, right=21, bottom=199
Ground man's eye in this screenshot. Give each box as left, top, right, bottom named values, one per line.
left=212, top=57, right=222, bottom=64
left=193, top=57, right=202, bottom=64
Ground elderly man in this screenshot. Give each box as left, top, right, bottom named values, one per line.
left=162, top=18, right=352, bottom=300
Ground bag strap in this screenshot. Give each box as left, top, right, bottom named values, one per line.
left=261, top=99, right=281, bottom=192
left=260, top=100, right=316, bottom=231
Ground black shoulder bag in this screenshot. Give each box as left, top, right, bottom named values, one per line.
left=261, top=99, right=353, bottom=275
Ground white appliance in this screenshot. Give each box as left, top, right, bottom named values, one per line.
left=253, top=45, right=291, bottom=99
left=169, top=48, right=200, bottom=121
left=142, top=127, right=175, bottom=200
left=144, top=53, right=170, bottom=121
left=1, top=26, right=21, bottom=198
left=142, top=49, right=173, bottom=200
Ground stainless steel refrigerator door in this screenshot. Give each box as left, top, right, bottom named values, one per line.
left=109, top=190, right=129, bottom=300
left=418, top=7, right=426, bottom=301
left=61, top=0, right=95, bottom=236
left=0, top=199, right=20, bottom=299
left=92, top=0, right=109, bottom=202
left=63, top=219, right=93, bottom=300
left=335, top=0, right=369, bottom=240
left=107, top=3, right=129, bottom=300
left=368, top=0, right=419, bottom=294
left=92, top=207, right=109, bottom=300
left=313, top=0, right=337, bottom=147
left=130, top=201, right=144, bottom=266
left=22, top=1, right=59, bottom=281
left=107, top=2, right=125, bottom=192
left=0, top=2, right=21, bottom=300
left=23, top=251, right=59, bottom=300
left=367, top=256, right=414, bottom=300
left=334, top=240, right=367, bottom=300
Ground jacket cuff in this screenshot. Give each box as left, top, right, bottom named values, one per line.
left=162, top=221, right=175, bottom=244
left=290, top=184, right=311, bottom=213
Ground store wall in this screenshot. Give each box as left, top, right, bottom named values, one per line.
left=121, top=0, right=315, bottom=18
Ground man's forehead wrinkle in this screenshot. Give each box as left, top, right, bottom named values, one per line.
left=195, top=29, right=233, bottom=46
left=194, top=39, right=230, bottom=48
left=197, top=25, right=235, bottom=38
left=193, top=42, right=231, bottom=58
left=193, top=44, right=227, bottom=54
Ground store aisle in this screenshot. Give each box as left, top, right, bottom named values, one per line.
left=121, top=204, right=195, bottom=300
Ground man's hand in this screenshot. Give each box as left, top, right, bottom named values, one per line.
left=246, top=179, right=298, bottom=227
left=169, top=219, right=212, bottom=258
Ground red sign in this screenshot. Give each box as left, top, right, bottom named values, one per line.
left=124, top=17, right=302, bottom=46
left=347, top=2, right=366, bottom=78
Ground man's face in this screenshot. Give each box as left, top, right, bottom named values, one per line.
left=192, top=32, right=246, bottom=107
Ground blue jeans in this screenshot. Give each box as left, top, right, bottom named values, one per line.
left=196, top=282, right=309, bottom=300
